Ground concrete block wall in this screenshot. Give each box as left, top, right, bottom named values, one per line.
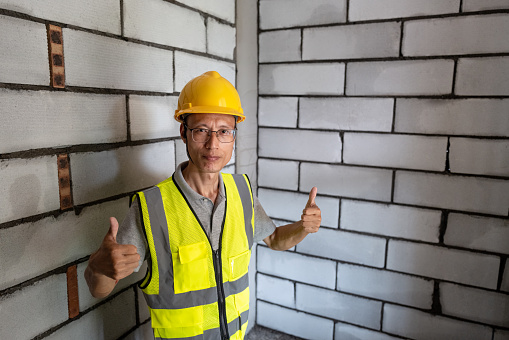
left=0, top=1, right=236, bottom=338
left=257, top=1, right=509, bottom=339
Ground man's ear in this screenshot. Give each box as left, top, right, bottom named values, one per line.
left=180, top=123, right=187, bottom=143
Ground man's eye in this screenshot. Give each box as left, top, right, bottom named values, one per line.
left=220, top=129, right=233, bottom=135
left=197, top=128, right=208, bottom=133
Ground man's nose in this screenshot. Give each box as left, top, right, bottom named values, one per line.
left=206, top=131, right=220, bottom=148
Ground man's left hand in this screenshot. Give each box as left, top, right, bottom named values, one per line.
left=301, top=187, right=321, bottom=233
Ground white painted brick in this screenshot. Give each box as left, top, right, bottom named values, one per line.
left=297, top=228, right=386, bottom=267
left=0, top=198, right=128, bottom=291
left=207, top=18, right=235, bottom=60
left=64, top=29, right=173, bottom=92
left=394, top=171, right=509, bottom=216
left=463, top=0, right=509, bottom=12
left=77, top=259, right=146, bottom=311
left=129, top=95, right=180, bottom=141
left=175, top=139, right=188, bottom=167
left=395, top=98, right=509, bottom=137
left=176, top=0, right=235, bottom=23
left=0, top=15, right=48, bottom=85
left=124, top=0, right=205, bottom=52
left=0, top=156, right=59, bottom=224
left=259, top=30, right=301, bottom=63
left=495, top=329, right=509, bottom=340
left=257, top=301, right=334, bottom=340
left=297, top=283, right=382, bottom=329
left=300, top=163, right=393, bottom=201
left=0, top=89, right=126, bottom=154
left=0, top=0, right=120, bottom=34
left=71, top=142, right=175, bottom=205
left=335, top=323, right=402, bottom=340
left=137, top=287, right=151, bottom=322
left=257, top=246, right=336, bottom=289
left=387, top=240, right=500, bottom=289
left=258, top=188, right=340, bottom=228
left=349, top=0, right=460, bottom=21
left=174, top=51, right=235, bottom=91
left=347, top=60, right=454, bottom=96
left=303, top=22, right=400, bottom=60
left=337, top=263, right=433, bottom=309
left=259, top=128, right=342, bottom=162
left=503, top=261, right=509, bottom=292
left=257, top=273, right=295, bottom=308
left=341, top=200, right=441, bottom=243
left=456, top=57, right=509, bottom=96
left=404, top=15, right=509, bottom=56
left=124, top=322, right=154, bottom=340
left=259, top=0, right=346, bottom=30
left=47, top=290, right=136, bottom=340
left=0, top=274, right=67, bottom=340
left=258, top=159, right=299, bottom=191
left=344, top=133, right=447, bottom=171
left=299, top=97, right=393, bottom=132
left=383, top=304, right=492, bottom=340
left=259, top=97, right=298, bottom=128
left=449, top=138, right=509, bottom=176
left=441, top=282, right=509, bottom=327
left=445, top=213, right=509, bottom=254
left=259, top=63, right=345, bottom=95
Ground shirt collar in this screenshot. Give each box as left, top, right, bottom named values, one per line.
left=174, top=161, right=226, bottom=204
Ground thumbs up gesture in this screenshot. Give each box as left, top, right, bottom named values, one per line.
left=88, top=217, right=140, bottom=281
left=301, top=187, right=321, bottom=233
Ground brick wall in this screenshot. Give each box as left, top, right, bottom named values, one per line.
left=0, top=1, right=236, bottom=338
left=256, top=1, right=509, bottom=339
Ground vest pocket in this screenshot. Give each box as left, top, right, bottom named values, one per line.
left=228, top=250, right=251, bottom=281
left=172, top=242, right=210, bottom=294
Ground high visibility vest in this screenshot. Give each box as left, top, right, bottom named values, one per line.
left=133, top=173, right=255, bottom=340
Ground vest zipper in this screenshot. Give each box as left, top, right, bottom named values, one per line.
left=213, top=249, right=229, bottom=340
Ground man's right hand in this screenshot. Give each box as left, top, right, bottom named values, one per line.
left=85, top=217, right=140, bottom=297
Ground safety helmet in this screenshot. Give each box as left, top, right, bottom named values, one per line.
left=174, top=71, right=245, bottom=123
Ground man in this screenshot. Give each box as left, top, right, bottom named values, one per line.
left=85, top=71, right=321, bottom=340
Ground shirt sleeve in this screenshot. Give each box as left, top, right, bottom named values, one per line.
left=116, top=197, right=147, bottom=272
left=253, top=195, right=276, bottom=244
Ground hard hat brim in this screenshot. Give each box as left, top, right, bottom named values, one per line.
left=174, top=107, right=246, bottom=123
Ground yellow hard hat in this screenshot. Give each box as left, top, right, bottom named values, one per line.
left=174, top=71, right=245, bottom=123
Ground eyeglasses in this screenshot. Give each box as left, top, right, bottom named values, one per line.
left=185, top=124, right=237, bottom=143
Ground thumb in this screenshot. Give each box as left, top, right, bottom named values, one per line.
left=306, top=187, right=318, bottom=208
left=107, top=217, right=119, bottom=243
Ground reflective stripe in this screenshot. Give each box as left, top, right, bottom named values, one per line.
left=231, top=174, right=254, bottom=248
left=154, top=311, right=248, bottom=340
left=145, top=273, right=249, bottom=309
left=143, top=187, right=173, bottom=294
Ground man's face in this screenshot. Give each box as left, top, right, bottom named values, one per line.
left=181, top=113, right=236, bottom=174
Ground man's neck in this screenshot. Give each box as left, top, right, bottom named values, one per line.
left=181, top=162, right=220, bottom=203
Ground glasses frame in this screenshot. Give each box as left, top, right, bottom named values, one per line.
left=184, top=124, right=237, bottom=143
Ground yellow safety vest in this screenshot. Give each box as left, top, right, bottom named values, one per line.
left=133, top=173, right=255, bottom=340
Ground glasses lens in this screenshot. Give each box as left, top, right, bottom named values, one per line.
left=192, top=128, right=209, bottom=142
left=217, top=129, right=236, bottom=143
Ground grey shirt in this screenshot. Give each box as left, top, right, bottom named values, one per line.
left=117, top=162, right=276, bottom=271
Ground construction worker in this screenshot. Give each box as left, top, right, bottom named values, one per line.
left=85, top=71, right=321, bottom=340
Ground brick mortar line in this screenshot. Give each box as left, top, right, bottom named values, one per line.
left=257, top=157, right=509, bottom=181
left=258, top=93, right=509, bottom=99
left=0, top=8, right=236, bottom=64
left=0, top=256, right=89, bottom=297
left=257, top=266, right=509, bottom=305
left=269, top=220, right=509, bottom=260
left=257, top=185, right=509, bottom=218
left=32, top=283, right=138, bottom=340
left=162, top=0, right=236, bottom=28
left=258, top=125, right=509, bottom=139
left=258, top=9, right=509, bottom=32
left=259, top=53, right=509, bottom=65
left=0, top=137, right=180, bottom=160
